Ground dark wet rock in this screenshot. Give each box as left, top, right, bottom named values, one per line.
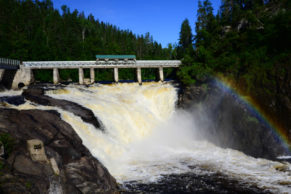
left=178, top=80, right=289, bottom=160
left=0, top=84, right=5, bottom=92
left=22, top=88, right=102, bottom=130
left=0, top=108, right=118, bottom=193
left=0, top=95, right=25, bottom=105
left=123, top=171, right=268, bottom=194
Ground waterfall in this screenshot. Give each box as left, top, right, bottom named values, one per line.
left=13, top=83, right=291, bottom=193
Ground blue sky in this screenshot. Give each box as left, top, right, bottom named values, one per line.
left=51, top=0, right=221, bottom=47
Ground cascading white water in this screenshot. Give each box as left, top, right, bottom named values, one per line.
left=11, top=83, right=291, bottom=193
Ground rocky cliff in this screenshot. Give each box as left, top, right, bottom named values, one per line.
left=178, top=80, right=290, bottom=160
left=0, top=93, right=118, bottom=193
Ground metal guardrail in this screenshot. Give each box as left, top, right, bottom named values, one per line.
left=23, top=60, right=181, bottom=69
left=0, top=58, right=20, bottom=69
left=136, top=60, right=181, bottom=67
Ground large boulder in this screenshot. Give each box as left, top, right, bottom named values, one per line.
left=0, top=108, right=118, bottom=193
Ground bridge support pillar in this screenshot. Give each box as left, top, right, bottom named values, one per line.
left=137, top=67, right=142, bottom=85
left=114, top=68, right=119, bottom=83
left=53, top=68, right=60, bottom=84
left=11, top=66, right=34, bottom=89
left=90, top=68, right=95, bottom=84
left=159, top=67, right=164, bottom=82
left=78, top=68, right=84, bottom=84
left=0, top=69, right=4, bottom=81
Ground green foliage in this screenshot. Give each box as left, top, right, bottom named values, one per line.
left=177, top=0, right=291, bottom=91
left=177, top=65, right=196, bottom=85
left=0, top=133, right=15, bottom=158
left=33, top=70, right=53, bottom=82
left=0, top=0, right=174, bottom=82
left=25, top=182, right=32, bottom=189
left=119, top=69, right=135, bottom=81
left=59, top=69, right=78, bottom=82
left=177, top=19, right=193, bottom=58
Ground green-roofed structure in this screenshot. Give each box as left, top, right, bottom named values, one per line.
left=96, top=55, right=136, bottom=61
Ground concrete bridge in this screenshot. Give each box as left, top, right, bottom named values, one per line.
left=0, top=58, right=22, bottom=89
left=0, top=56, right=181, bottom=89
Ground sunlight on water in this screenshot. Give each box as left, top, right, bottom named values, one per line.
left=5, top=82, right=290, bottom=193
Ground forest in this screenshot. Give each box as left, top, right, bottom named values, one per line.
left=177, top=0, right=290, bottom=88
left=0, top=0, right=174, bottom=81
left=176, top=0, right=290, bottom=141
left=0, top=0, right=290, bottom=90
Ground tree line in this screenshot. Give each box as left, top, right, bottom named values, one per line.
left=0, top=0, right=289, bottom=86
left=0, top=0, right=174, bottom=81
left=177, top=0, right=290, bottom=92
left=176, top=0, right=290, bottom=139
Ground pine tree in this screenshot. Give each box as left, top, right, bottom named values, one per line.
left=177, top=19, right=193, bottom=59
left=195, top=0, right=216, bottom=48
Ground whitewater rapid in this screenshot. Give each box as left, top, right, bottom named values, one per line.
left=10, top=83, right=291, bottom=193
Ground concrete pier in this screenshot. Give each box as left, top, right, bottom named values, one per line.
left=11, top=66, right=34, bottom=89
left=137, top=67, right=142, bottom=84
left=78, top=68, right=84, bottom=84
left=159, top=67, right=164, bottom=82
left=53, top=68, right=60, bottom=84
left=90, top=68, right=95, bottom=83
left=0, top=69, right=4, bottom=81
left=114, top=68, right=119, bottom=83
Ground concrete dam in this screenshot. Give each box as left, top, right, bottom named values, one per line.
left=0, top=55, right=181, bottom=89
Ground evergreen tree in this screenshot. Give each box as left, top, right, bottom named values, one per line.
left=0, top=0, right=174, bottom=81
left=177, top=19, right=193, bottom=59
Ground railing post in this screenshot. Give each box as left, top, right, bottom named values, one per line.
left=114, top=67, right=119, bottom=83
left=159, top=67, right=164, bottom=82
left=90, top=68, right=95, bottom=84
left=79, top=67, right=84, bottom=84
left=53, top=68, right=60, bottom=84
left=137, top=67, right=142, bottom=85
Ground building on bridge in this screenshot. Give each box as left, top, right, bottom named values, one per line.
left=0, top=55, right=181, bottom=89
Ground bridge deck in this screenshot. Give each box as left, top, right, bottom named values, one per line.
left=23, top=60, right=181, bottom=69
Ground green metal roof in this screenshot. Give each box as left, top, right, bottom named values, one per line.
left=96, top=55, right=136, bottom=59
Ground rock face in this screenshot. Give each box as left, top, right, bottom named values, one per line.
left=0, top=69, right=17, bottom=89
left=22, top=87, right=102, bottom=130
left=0, top=108, right=118, bottom=193
left=178, top=81, right=289, bottom=160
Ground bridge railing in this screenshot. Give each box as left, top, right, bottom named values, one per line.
left=23, top=60, right=181, bottom=68
left=0, top=57, right=20, bottom=69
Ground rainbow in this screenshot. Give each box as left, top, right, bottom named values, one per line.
left=215, top=76, right=291, bottom=154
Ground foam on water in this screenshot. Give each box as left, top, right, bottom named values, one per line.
left=5, top=83, right=291, bottom=193
left=0, top=89, right=23, bottom=97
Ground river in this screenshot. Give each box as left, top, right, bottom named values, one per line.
left=6, top=82, right=291, bottom=193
